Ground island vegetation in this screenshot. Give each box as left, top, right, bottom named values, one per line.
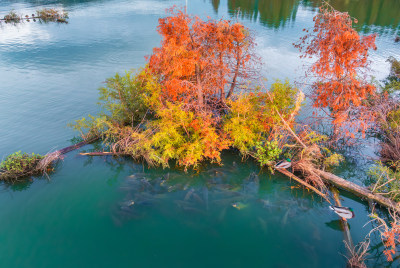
left=1, top=3, right=400, bottom=266
left=0, top=8, right=68, bottom=24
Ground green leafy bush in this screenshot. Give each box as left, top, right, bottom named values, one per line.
left=70, top=69, right=161, bottom=140
left=98, top=69, right=160, bottom=125
left=255, top=141, right=282, bottom=167
left=0, top=151, right=44, bottom=180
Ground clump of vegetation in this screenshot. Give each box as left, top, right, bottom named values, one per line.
left=324, top=152, right=345, bottom=168
left=36, top=8, right=68, bottom=23
left=0, top=151, right=44, bottom=180
left=0, top=150, right=62, bottom=181
left=380, top=106, right=400, bottom=165
left=255, top=141, right=282, bottom=168
left=3, top=10, right=21, bottom=23
left=383, top=57, right=400, bottom=94
left=0, top=8, right=68, bottom=24
left=73, top=72, right=302, bottom=171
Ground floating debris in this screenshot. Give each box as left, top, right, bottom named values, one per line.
left=0, top=8, right=68, bottom=25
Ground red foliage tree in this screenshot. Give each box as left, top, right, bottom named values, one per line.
left=148, top=7, right=257, bottom=110
left=295, top=4, right=377, bottom=137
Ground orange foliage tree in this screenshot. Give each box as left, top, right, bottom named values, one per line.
left=295, top=4, right=377, bottom=137
left=148, top=7, right=257, bottom=111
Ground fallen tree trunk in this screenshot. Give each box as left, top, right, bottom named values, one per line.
left=79, top=152, right=125, bottom=156
left=314, top=169, right=400, bottom=213
left=57, top=137, right=98, bottom=155
left=37, top=137, right=99, bottom=171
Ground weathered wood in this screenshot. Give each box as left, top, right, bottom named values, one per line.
left=79, top=152, right=125, bottom=156
left=276, top=168, right=332, bottom=204
left=57, top=137, right=98, bottom=155
left=314, top=169, right=400, bottom=213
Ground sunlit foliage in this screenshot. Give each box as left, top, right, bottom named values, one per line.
left=296, top=3, right=377, bottom=137
left=148, top=7, right=258, bottom=109
left=0, top=151, right=44, bottom=180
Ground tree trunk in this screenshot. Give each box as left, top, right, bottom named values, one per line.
left=195, top=64, right=203, bottom=108
left=314, top=169, right=400, bottom=213
left=226, top=48, right=241, bottom=100
left=80, top=152, right=126, bottom=156
left=58, top=137, right=98, bottom=155
left=218, top=54, right=225, bottom=103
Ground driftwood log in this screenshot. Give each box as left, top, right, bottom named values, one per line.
left=278, top=167, right=400, bottom=213
left=36, top=137, right=99, bottom=171
left=57, top=137, right=98, bottom=154
left=314, top=169, right=400, bottom=213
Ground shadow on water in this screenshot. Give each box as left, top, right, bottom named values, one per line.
left=211, top=0, right=400, bottom=34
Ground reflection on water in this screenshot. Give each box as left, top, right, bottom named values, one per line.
left=227, top=0, right=299, bottom=29
left=305, top=0, right=400, bottom=33
left=214, top=0, right=400, bottom=33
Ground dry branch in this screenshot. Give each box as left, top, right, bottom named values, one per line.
left=276, top=168, right=331, bottom=204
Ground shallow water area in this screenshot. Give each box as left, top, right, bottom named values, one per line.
left=1, top=0, right=400, bottom=267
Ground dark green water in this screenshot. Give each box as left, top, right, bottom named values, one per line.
left=1, top=0, right=399, bottom=267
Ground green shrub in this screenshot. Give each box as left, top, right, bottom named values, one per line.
left=98, top=68, right=160, bottom=125
left=0, top=151, right=44, bottom=180
left=255, top=141, right=282, bottom=167
left=70, top=69, right=161, bottom=139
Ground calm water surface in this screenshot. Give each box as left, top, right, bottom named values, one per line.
left=0, top=0, right=399, bottom=267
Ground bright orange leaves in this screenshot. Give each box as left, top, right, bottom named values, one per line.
left=296, top=4, right=377, bottom=136
left=148, top=7, right=257, bottom=109
left=382, top=222, right=400, bottom=262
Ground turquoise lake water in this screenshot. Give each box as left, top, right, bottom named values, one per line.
left=1, top=0, right=400, bottom=267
